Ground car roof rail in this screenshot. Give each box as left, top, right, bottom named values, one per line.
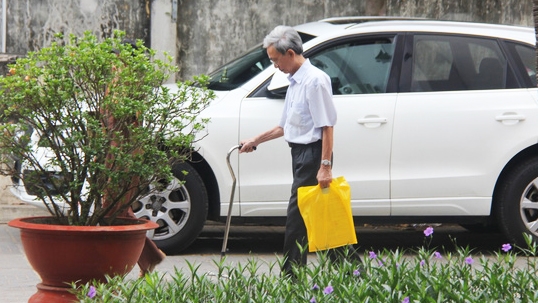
left=319, top=16, right=427, bottom=25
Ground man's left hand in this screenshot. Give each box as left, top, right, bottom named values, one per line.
left=317, top=166, right=332, bottom=188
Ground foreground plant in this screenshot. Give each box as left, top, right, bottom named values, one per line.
left=0, top=31, right=213, bottom=225
left=74, top=231, right=538, bottom=303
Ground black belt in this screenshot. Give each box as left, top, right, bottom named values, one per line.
left=288, top=140, right=321, bottom=148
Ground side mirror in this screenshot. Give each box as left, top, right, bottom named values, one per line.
left=267, top=70, right=289, bottom=99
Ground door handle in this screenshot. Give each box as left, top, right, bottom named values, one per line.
left=357, top=116, right=387, bottom=128
left=495, top=113, right=525, bottom=125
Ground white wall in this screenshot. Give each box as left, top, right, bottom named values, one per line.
left=151, top=0, right=177, bottom=84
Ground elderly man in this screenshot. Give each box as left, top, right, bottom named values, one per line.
left=240, top=25, right=340, bottom=275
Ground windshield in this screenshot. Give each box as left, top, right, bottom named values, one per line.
left=207, top=32, right=317, bottom=91
left=207, top=44, right=272, bottom=91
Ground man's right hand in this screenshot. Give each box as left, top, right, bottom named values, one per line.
left=239, top=140, right=257, bottom=153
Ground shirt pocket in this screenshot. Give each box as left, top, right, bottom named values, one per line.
left=287, top=106, right=304, bottom=127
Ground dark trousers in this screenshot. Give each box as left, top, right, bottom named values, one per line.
left=282, top=140, right=322, bottom=274
left=282, top=140, right=362, bottom=275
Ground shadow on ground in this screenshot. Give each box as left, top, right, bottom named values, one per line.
left=179, top=223, right=509, bottom=256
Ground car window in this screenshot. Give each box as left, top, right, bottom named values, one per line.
left=308, top=37, right=395, bottom=94
left=249, top=36, right=397, bottom=98
left=505, top=42, right=537, bottom=87
left=410, top=35, right=512, bottom=92
left=207, top=45, right=272, bottom=91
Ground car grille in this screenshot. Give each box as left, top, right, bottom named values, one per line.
left=23, top=170, right=69, bottom=196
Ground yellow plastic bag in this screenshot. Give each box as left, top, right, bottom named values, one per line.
left=298, top=176, right=357, bottom=252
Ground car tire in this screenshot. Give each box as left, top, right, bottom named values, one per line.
left=132, top=162, right=208, bottom=254
left=495, top=157, right=538, bottom=247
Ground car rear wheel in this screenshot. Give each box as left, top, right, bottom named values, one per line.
left=132, top=162, right=208, bottom=254
left=495, top=157, right=538, bottom=247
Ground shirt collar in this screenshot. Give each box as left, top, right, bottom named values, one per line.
left=288, top=58, right=311, bottom=84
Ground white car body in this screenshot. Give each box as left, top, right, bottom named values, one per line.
left=186, top=19, right=537, bottom=218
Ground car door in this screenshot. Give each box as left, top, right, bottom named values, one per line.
left=238, top=35, right=400, bottom=217
left=391, top=33, right=538, bottom=216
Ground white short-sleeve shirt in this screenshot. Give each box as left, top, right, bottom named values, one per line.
left=278, top=59, right=337, bottom=144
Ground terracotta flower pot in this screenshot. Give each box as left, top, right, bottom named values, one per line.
left=8, top=216, right=159, bottom=303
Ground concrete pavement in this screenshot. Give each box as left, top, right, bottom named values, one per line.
left=0, top=224, right=40, bottom=303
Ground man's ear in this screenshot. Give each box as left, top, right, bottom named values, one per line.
left=286, top=49, right=296, bottom=58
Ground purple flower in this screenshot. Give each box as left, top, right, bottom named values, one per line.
left=433, top=251, right=442, bottom=259
left=402, top=297, right=410, bottom=303
left=353, top=269, right=361, bottom=276
left=310, top=297, right=317, bottom=303
left=87, top=285, right=96, bottom=299
left=420, top=260, right=426, bottom=267
left=312, top=283, right=319, bottom=290
left=369, top=251, right=377, bottom=259
left=465, top=256, right=473, bottom=265
left=323, top=285, right=334, bottom=295
left=424, top=226, right=434, bottom=237
left=502, top=243, right=512, bottom=252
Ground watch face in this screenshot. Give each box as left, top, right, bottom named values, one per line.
left=321, top=159, right=331, bottom=166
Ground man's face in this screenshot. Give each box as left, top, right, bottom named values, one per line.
left=267, top=45, right=292, bottom=74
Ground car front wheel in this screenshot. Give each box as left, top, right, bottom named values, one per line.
left=132, top=162, right=208, bottom=254
left=495, top=157, right=538, bottom=247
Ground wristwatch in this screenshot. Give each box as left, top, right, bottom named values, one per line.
left=321, top=159, right=331, bottom=166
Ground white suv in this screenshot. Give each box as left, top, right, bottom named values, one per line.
left=12, top=17, right=538, bottom=253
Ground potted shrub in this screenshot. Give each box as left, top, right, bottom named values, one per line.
left=0, top=31, right=213, bottom=302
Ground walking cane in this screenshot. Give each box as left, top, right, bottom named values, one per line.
left=221, top=144, right=255, bottom=256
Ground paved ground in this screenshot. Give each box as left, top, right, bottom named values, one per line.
left=1, top=224, right=42, bottom=303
